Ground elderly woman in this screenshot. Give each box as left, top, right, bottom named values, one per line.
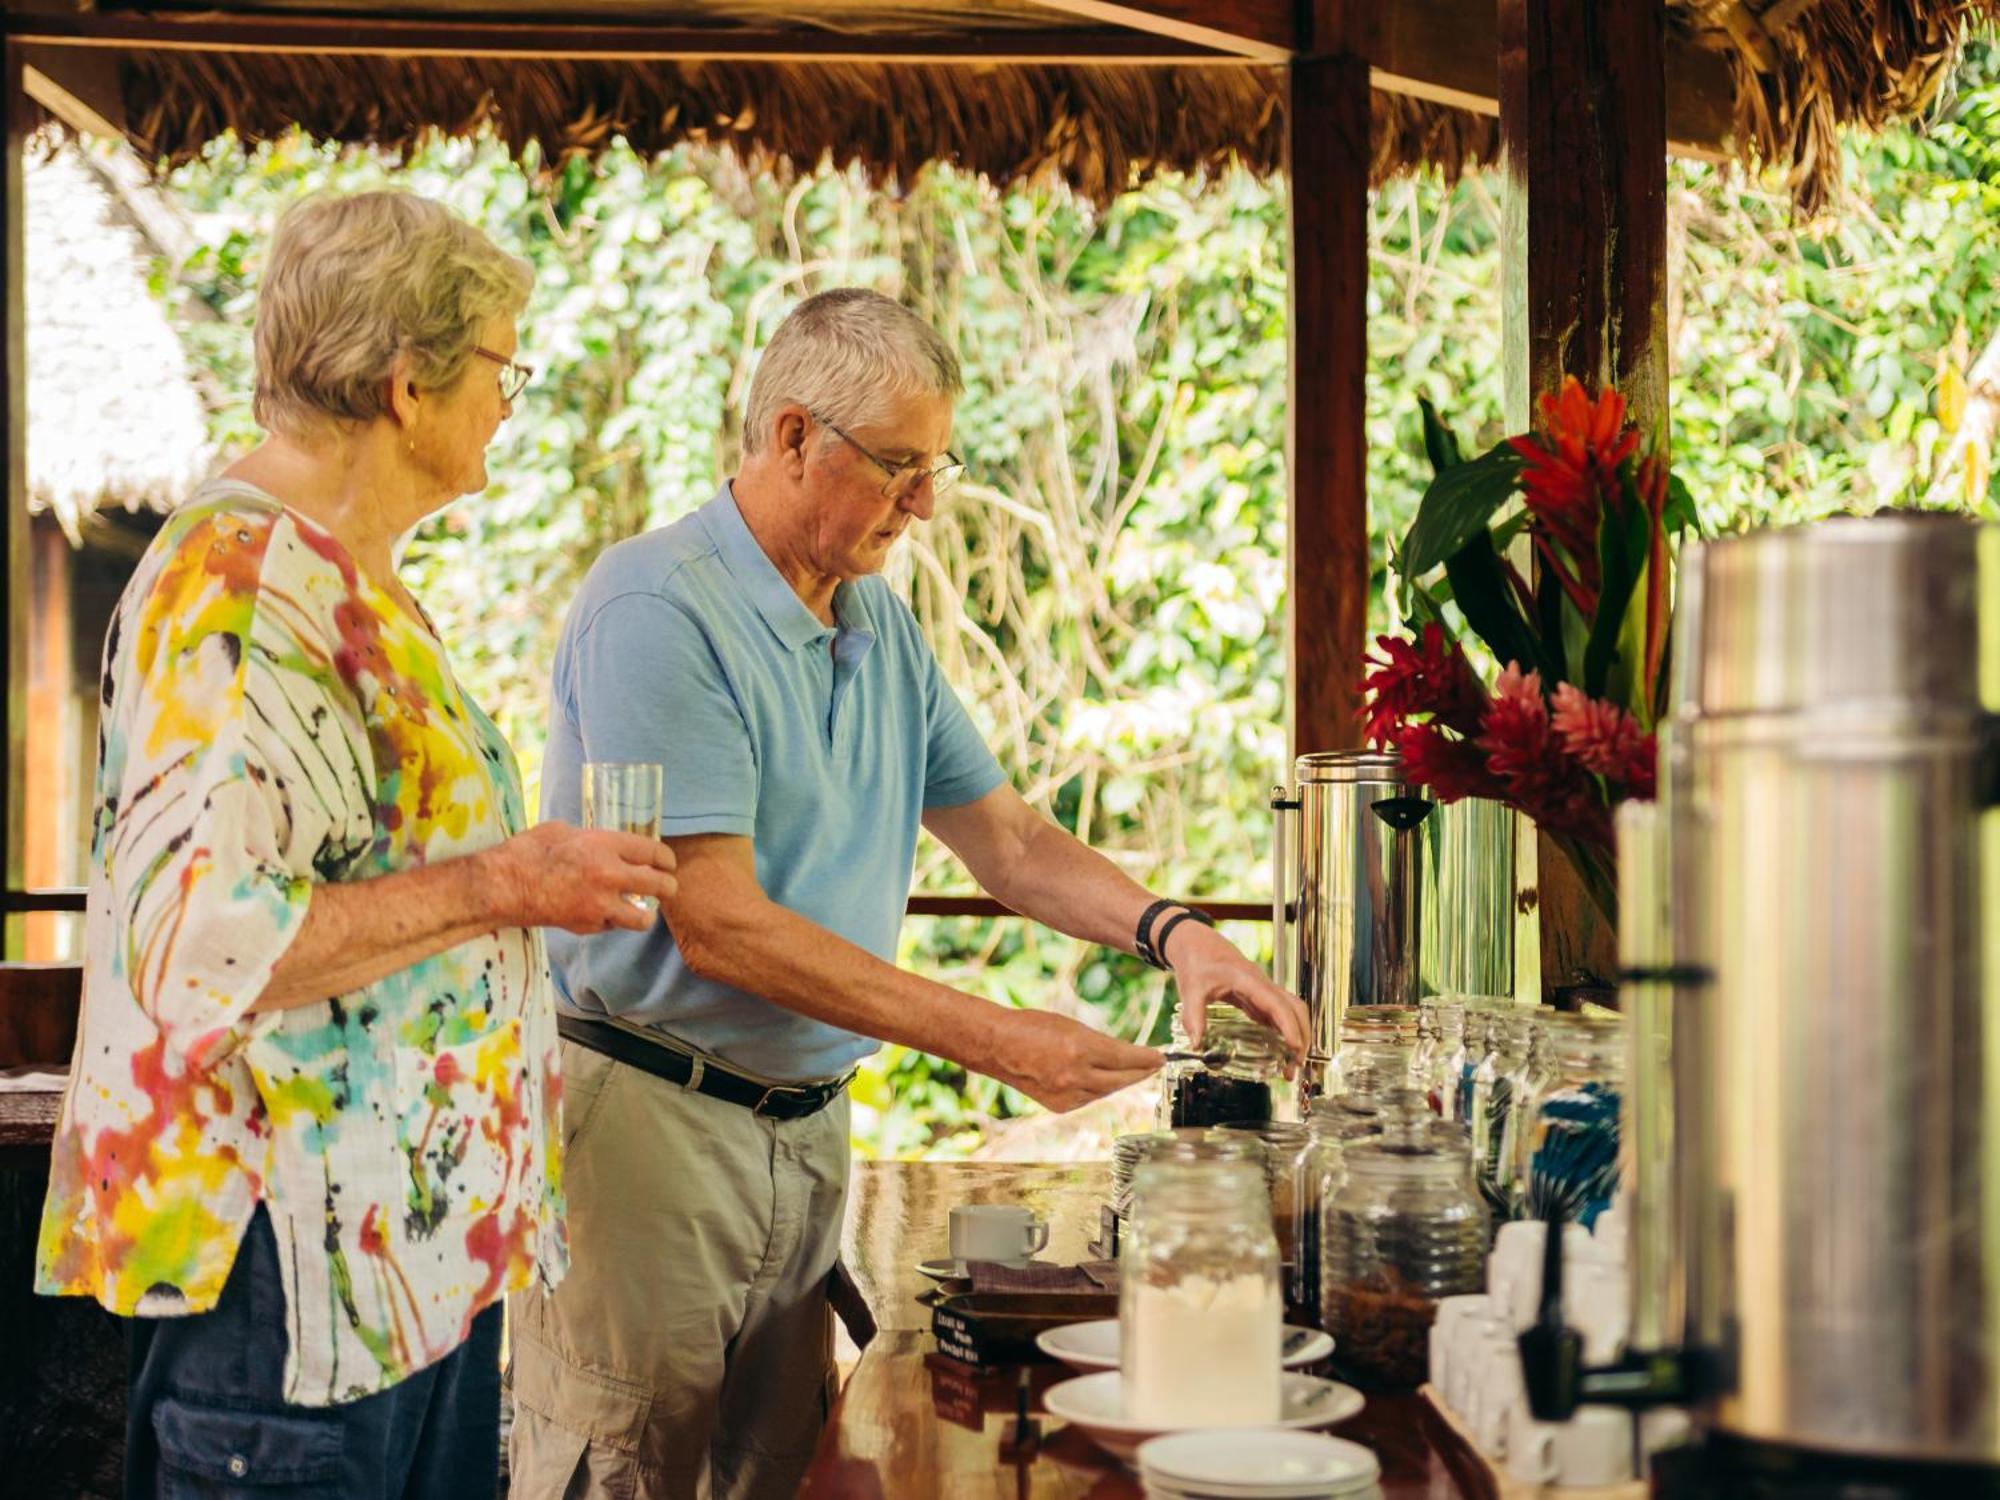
left=35, top=191, right=676, bottom=1498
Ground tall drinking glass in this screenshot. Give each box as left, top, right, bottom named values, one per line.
left=581, top=761, right=664, bottom=913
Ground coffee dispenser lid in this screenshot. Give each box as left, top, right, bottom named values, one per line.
left=1295, top=750, right=1407, bottom=785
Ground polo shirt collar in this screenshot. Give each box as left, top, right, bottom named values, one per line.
left=698, top=483, right=862, bottom=651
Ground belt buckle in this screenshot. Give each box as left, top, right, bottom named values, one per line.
left=753, top=1083, right=816, bottom=1119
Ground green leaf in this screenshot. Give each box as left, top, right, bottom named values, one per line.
left=1402, top=441, right=1527, bottom=578
left=1663, top=473, right=1702, bottom=537
left=1445, top=531, right=1560, bottom=681
left=1418, top=396, right=1464, bottom=475
left=1581, top=473, right=1656, bottom=698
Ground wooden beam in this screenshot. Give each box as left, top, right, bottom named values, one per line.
left=1019, top=1, right=1295, bottom=61
left=1338, top=0, right=1733, bottom=160
left=906, top=895, right=1268, bottom=921
left=20, top=46, right=123, bottom=138
left=7, top=12, right=1231, bottom=64
left=1285, top=52, right=1370, bottom=761
left=1, top=41, right=22, bottom=952
left=1498, top=0, right=1670, bottom=1000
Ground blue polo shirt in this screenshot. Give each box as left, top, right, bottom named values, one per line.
left=541, top=484, right=1007, bottom=1081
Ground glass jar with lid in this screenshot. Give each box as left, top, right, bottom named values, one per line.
left=1335, top=1005, right=1420, bottom=1098
left=1469, top=1007, right=1538, bottom=1223
left=1444, top=997, right=1509, bottom=1125
left=1215, top=1120, right=1312, bottom=1271
left=1410, top=1003, right=1440, bottom=1098
left=1320, top=1101, right=1488, bottom=1389
left=1291, top=1094, right=1389, bottom=1317
left=1512, top=1012, right=1625, bottom=1229
left=1420, top=999, right=1466, bottom=1115
left=1160, top=1008, right=1288, bottom=1129
left=1121, top=1158, right=1283, bottom=1427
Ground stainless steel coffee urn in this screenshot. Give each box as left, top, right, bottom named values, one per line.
left=1534, top=514, right=2000, bottom=1483
left=1271, top=751, right=1515, bottom=1099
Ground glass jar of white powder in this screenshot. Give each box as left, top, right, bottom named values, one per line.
left=1119, top=1157, right=1282, bottom=1427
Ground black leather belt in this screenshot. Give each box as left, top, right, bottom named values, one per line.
left=556, top=1013, right=852, bottom=1121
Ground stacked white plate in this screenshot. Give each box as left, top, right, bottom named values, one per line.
left=1040, top=1372, right=1366, bottom=1463
left=1135, top=1430, right=1382, bottom=1499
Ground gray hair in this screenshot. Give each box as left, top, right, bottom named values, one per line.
left=253, top=191, right=533, bottom=442
left=743, top=288, right=963, bottom=455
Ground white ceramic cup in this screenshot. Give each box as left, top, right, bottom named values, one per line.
left=948, top=1203, right=1048, bottom=1264
left=1491, top=1221, right=1546, bottom=1331
left=1564, top=1261, right=1631, bottom=1365
left=1640, top=1407, right=1696, bottom=1457
left=1509, top=1404, right=1633, bottom=1486
left=1430, top=1294, right=1493, bottom=1393
left=1467, top=1337, right=1526, bottom=1458
left=1446, top=1318, right=1513, bottom=1418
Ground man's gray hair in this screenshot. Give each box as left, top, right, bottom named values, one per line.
left=253, top=190, right=533, bottom=442
left=743, top=288, right=963, bottom=455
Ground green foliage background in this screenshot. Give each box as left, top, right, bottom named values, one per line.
left=153, top=43, right=2000, bottom=1155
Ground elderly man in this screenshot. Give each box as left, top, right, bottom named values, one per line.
left=508, top=288, right=1307, bottom=1500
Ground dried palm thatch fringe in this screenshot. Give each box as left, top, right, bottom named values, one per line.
left=108, top=52, right=1491, bottom=201
left=1681, top=0, right=2000, bottom=215
left=53, top=0, right=2000, bottom=211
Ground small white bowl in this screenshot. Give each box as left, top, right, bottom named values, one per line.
left=1035, top=1318, right=1333, bottom=1374
left=1039, top=1370, right=1365, bottom=1463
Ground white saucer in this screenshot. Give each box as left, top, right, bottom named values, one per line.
left=1040, top=1370, right=1365, bottom=1463
left=1035, top=1319, right=1334, bottom=1373
left=1137, top=1429, right=1381, bottom=1497
left=915, top=1255, right=1039, bottom=1281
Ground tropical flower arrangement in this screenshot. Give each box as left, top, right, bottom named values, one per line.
left=1362, top=378, right=1699, bottom=929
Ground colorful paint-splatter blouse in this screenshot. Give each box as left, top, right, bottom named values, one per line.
left=36, top=481, right=568, bottom=1406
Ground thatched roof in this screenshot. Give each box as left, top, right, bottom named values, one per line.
left=111, top=52, right=1504, bottom=200
left=25, top=148, right=210, bottom=539
left=24, top=0, right=2000, bottom=212
left=1682, top=0, right=2000, bottom=212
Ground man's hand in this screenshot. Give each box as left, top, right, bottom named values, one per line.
left=984, top=1010, right=1164, bottom=1114
left=1164, top=921, right=1310, bottom=1059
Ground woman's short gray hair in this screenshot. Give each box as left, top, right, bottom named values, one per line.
left=743, top=289, right=963, bottom=454
left=253, top=191, right=533, bottom=441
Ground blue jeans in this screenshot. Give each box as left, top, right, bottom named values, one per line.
left=125, top=1207, right=501, bottom=1500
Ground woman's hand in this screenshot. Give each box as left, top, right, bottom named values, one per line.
left=480, top=822, right=679, bottom=934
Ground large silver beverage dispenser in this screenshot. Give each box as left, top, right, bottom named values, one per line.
left=1530, top=514, right=2000, bottom=1476
left=1271, top=751, right=1515, bottom=1099
left=1665, top=513, right=2000, bottom=1465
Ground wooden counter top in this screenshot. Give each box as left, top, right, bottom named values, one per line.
left=806, top=1159, right=1494, bottom=1499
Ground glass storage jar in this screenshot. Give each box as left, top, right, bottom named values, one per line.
left=1444, top=998, right=1509, bottom=1125
left=1335, top=1005, right=1420, bottom=1098
left=1216, top=1120, right=1313, bottom=1270
left=1420, top=999, right=1466, bottom=1115
left=1320, top=1105, right=1489, bottom=1389
left=1291, top=1096, right=1385, bottom=1317
left=1469, top=1007, right=1538, bottom=1223
left=1161, top=1009, right=1288, bottom=1128
left=1121, top=1158, right=1283, bottom=1427
left=1512, top=1012, right=1625, bottom=1229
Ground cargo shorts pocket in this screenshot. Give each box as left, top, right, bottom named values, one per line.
left=152, top=1394, right=343, bottom=1497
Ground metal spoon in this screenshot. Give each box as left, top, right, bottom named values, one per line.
left=1160, top=1048, right=1230, bottom=1068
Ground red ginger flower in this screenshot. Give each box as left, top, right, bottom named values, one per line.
left=1476, top=665, right=1613, bottom=848
left=1393, top=722, right=1505, bottom=802
left=1509, top=377, right=1641, bottom=604
left=1361, top=623, right=1489, bottom=747
left=1550, top=683, right=1657, bottom=799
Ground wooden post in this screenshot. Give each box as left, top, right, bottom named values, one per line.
left=1498, top=0, right=1669, bottom=1001
left=1284, top=52, right=1370, bottom=762
left=2, top=41, right=24, bottom=959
